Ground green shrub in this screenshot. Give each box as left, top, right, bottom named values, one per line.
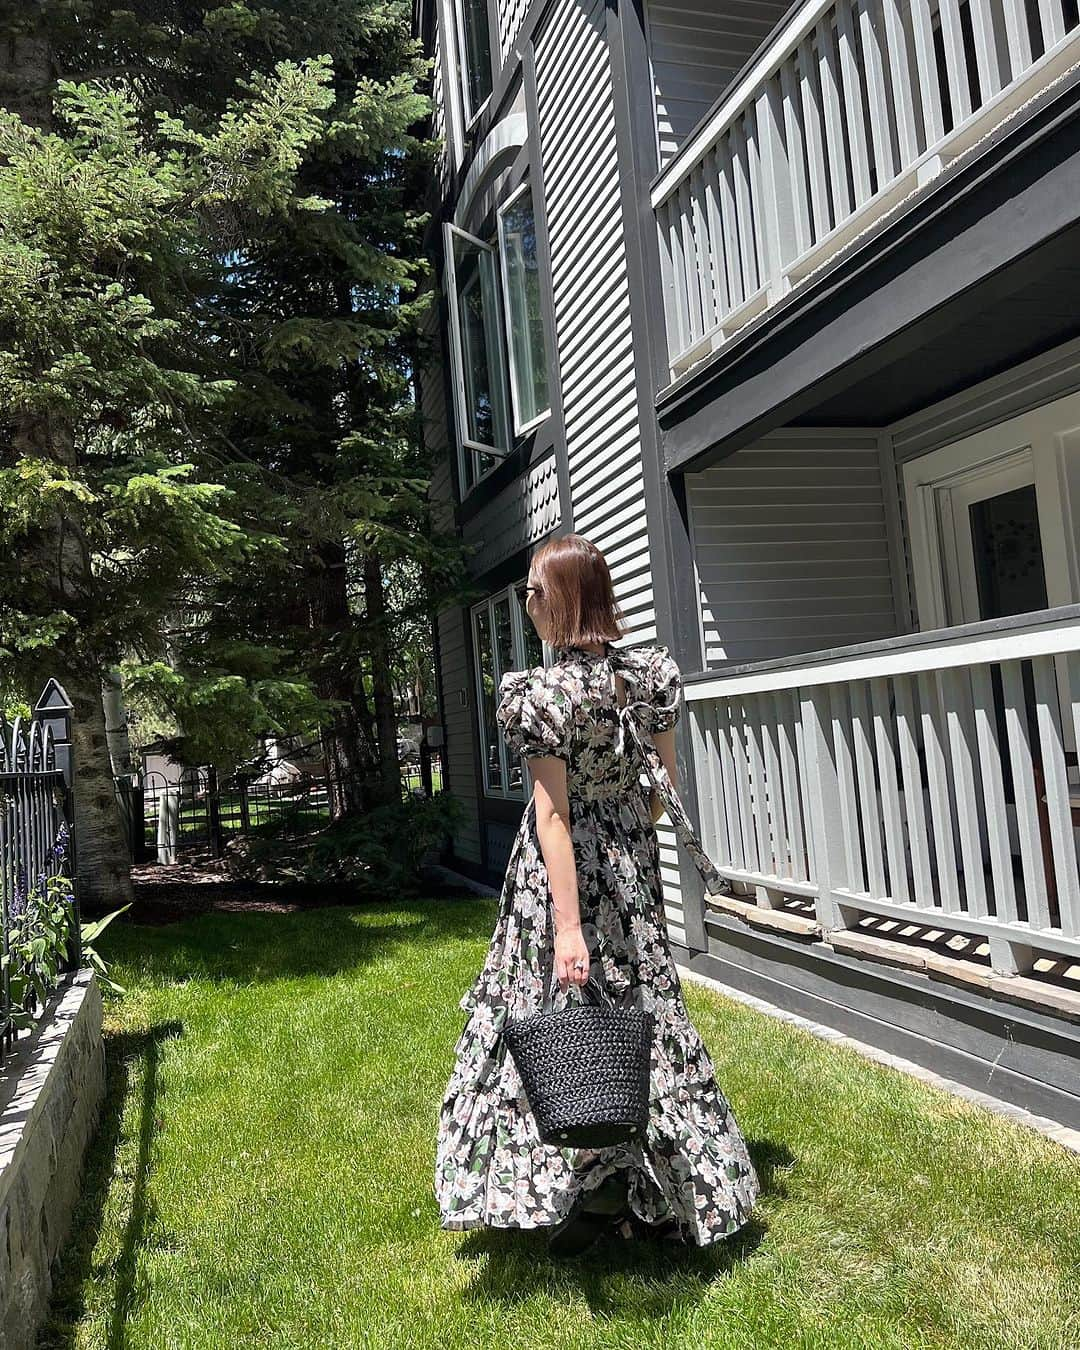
left=226, top=792, right=465, bottom=896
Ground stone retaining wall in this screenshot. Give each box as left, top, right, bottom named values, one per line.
left=0, top=970, right=105, bottom=1350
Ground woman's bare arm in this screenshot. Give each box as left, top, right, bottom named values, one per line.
left=528, top=757, right=580, bottom=932
left=648, top=727, right=678, bottom=825
left=528, top=757, right=590, bottom=988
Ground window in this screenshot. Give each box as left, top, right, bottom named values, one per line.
left=498, top=187, right=551, bottom=432
left=445, top=190, right=551, bottom=497
left=472, top=582, right=546, bottom=797
left=455, top=0, right=493, bottom=125
left=446, top=225, right=510, bottom=489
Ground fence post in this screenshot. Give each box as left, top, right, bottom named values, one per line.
left=753, top=79, right=796, bottom=304
left=157, top=786, right=179, bottom=865
left=800, top=687, right=859, bottom=935
left=419, top=737, right=433, bottom=799
left=34, top=680, right=80, bottom=969
left=131, top=773, right=149, bottom=862
left=206, top=765, right=222, bottom=858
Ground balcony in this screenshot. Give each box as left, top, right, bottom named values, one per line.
left=652, top=0, right=1080, bottom=379
left=683, top=606, right=1080, bottom=984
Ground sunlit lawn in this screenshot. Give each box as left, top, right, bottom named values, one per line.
left=39, top=897, right=1080, bottom=1348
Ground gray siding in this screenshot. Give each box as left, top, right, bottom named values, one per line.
left=647, top=0, right=794, bottom=164
left=534, top=0, right=656, bottom=644
left=688, top=431, right=901, bottom=666
left=465, top=453, right=562, bottom=576
left=535, top=0, right=686, bottom=934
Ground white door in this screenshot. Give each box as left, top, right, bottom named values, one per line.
left=903, top=392, right=1080, bottom=630
left=935, top=451, right=1047, bottom=625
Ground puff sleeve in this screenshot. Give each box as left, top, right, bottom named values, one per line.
left=495, top=665, right=574, bottom=762
left=642, top=644, right=682, bottom=733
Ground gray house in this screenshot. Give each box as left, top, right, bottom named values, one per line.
left=416, top=0, right=1080, bottom=1125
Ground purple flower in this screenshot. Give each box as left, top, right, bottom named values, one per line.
left=50, top=824, right=70, bottom=863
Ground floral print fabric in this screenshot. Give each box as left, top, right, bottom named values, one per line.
left=433, top=641, right=760, bottom=1246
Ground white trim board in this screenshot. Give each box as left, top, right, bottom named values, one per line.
left=902, top=389, right=1080, bottom=631
left=418, top=862, right=1080, bottom=1150
left=677, top=965, right=1080, bottom=1155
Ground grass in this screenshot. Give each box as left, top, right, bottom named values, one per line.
left=39, top=896, right=1080, bottom=1349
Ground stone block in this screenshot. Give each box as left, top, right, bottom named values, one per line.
left=0, top=970, right=104, bottom=1350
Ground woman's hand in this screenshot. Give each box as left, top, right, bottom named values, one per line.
left=554, top=924, right=591, bottom=991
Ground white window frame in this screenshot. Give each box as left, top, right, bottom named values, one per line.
left=471, top=583, right=550, bottom=799
left=497, top=182, right=552, bottom=437
left=453, top=0, right=494, bottom=130
left=444, top=221, right=513, bottom=498
left=903, top=391, right=1080, bottom=631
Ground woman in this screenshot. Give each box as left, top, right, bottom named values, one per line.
left=433, top=534, right=760, bottom=1257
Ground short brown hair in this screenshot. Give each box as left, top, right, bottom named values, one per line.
left=530, top=534, right=627, bottom=649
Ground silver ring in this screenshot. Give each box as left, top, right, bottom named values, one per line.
left=574, top=960, right=587, bottom=970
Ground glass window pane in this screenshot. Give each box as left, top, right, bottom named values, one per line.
left=500, top=191, right=549, bottom=427
left=453, top=231, right=509, bottom=454
left=493, top=597, right=520, bottom=791
left=474, top=607, right=502, bottom=789
left=459, top=0, right=493, bottom=118
left=521, top=605, right=544, bottom=671
left=969, top=485, right=1048, bottom=621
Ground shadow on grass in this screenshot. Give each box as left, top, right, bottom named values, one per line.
left=450, top=1135, right=792, bottom=1312
left=37, top=901, right=494, bottom=1346
left=36, top=1020, right=184, bottom=1350
left=100, top=893, right=497, bottom=988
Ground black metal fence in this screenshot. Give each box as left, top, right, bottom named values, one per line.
left=139, top=769, right=332, bottom=858
left=1, top=680, right=79, bottom=1063
left=118, top=748, right=445, bottom=862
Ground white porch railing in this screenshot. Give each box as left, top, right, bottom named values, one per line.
left=652, top=0, right=1080, bottom=377
left=683, top=607, right=1080, bottom=976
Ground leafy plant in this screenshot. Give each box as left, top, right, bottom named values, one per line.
left=3, top=824, right=130, bottom=1037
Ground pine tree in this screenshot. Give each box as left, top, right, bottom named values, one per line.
left=0, top=2, right=474, bottom=907
left=0, top=10, right=346, bottom=902
left=77, top=0, right=473, bottom=817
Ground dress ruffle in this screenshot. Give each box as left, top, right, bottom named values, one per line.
left=496, top=665, right=575, bottom=762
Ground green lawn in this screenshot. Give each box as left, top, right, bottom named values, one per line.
left=40, top=898, right=1080, bottom=1349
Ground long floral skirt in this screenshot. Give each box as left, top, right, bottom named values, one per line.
left=433, top=792, right=761, bottom=1247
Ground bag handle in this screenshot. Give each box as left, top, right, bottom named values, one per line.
left=540, top=968, right=616, bottom=1016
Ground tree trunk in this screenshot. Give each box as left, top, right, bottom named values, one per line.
left=363, top=550, right=402, bottom=806
left=306, top=540, right=367, bottom=819
left=102, top=668, right=135, bottom=775
left=69, top=669, right=135, bottom=908
left=0, top=29, right=55, bottom=128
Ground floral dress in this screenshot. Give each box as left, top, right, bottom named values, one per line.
left=432, top=640, right=760, bottom=1247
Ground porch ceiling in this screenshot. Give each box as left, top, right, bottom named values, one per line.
left=793, top=237, right=1080, bottom=426
left=658, top=62, right=1080, bottom=474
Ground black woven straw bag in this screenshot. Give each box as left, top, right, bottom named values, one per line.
left=503, top=973, right=654, bottom=1148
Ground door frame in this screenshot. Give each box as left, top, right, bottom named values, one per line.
left=903, top=390, right=1080, bottom=631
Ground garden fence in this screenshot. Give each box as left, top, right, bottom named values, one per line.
left=117, top=748, right=446, bottom=863
left=1, top=680, right=79, bottom=1063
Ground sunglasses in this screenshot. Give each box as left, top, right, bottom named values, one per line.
left=514, top=581, right=543, bottom=607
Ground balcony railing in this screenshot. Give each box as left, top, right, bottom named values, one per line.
left=653, top=0, right=1080, bottom=377
left=683, top=606, right=1080, bottom=977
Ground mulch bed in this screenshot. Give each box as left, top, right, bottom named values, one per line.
left=113, top=851, right=474, bottom=926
